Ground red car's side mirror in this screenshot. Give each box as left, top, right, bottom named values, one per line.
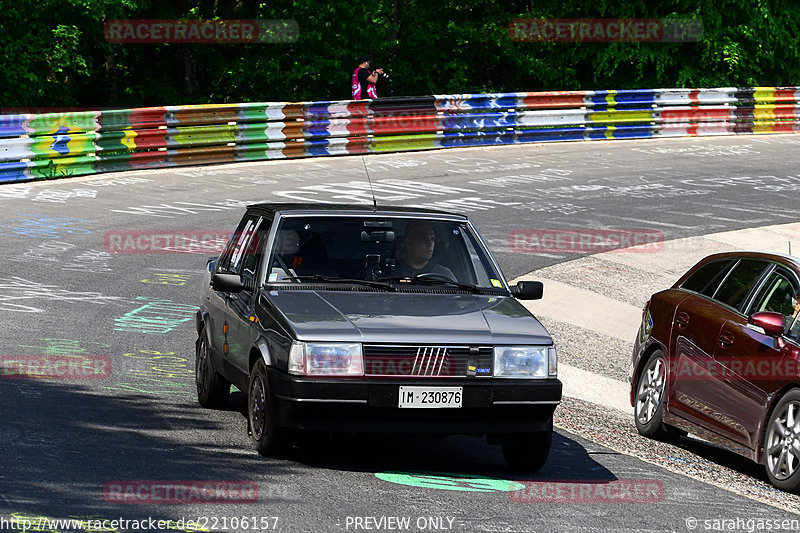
left=748, top=311, right=786, bottom=338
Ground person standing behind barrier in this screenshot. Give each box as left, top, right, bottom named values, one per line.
left=351, top=55, right=383, bottom=99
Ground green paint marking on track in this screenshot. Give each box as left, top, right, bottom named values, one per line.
left=375, top=471, right=525, bottom=492
left=19, top=338, right=110, bottom=356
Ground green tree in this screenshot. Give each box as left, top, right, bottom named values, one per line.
left=1, top=0, right=799, bottom=109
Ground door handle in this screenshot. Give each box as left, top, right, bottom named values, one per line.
left=675, top=312, right=690, bottom=329
left=718, top=331, right=734, bottom=348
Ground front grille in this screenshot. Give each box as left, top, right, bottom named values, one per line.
left=363, top=345, right=493, bottom=378
left=411, top=346, right=448, bottom=376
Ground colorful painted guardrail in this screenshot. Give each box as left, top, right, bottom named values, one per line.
left=1, top=87, right=799, bottom=183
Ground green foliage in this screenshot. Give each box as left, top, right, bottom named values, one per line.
left=34, top=160, right=75, bottom=180
left=2, top=0, right=799, bottom=109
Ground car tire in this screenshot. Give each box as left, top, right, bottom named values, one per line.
left=195, top=327, right=230, bottom=408
left=248, top=359, right=284, bottom=456
left=500, top=418, right=552, bottom=472
left=634, top=349, right=679, bottom=440
left=764, top=389, right=800, bottom=492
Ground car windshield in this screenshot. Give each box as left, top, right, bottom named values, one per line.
left=266, top=215, right=506, bottom=291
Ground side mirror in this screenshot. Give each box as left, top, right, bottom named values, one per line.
left=511, top=281, right=543, bottom=300
left=748, top=311, right=786, bottom=338
left=212, top=273, right=247, bottom=293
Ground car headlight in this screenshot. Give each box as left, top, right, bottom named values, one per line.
left=494, top=346, right=556, bottom=379
left=288, top=342, right=364, bottom=376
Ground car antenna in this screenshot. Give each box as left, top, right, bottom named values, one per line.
left=361, top=156, right=378, bottom=212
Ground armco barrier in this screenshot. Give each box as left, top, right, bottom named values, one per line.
left=1, top=87, right=799, bottom=183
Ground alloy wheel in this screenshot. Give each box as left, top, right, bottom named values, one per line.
left=766, top=401, right=800, bottom=481
left=636, top=355, right=665, bottom=425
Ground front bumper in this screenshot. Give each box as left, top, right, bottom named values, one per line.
left=268, top=368, right=561, bottom=434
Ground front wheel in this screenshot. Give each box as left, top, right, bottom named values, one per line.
left=500, top=419, right=553, bottom=472
left=634, top=350, right=675, bottom=439
left=248, top=359, right=284, bottom=456
left=764, top=390, right=800, bottom=492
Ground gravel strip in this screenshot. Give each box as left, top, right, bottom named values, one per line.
left=539, top=316, right=632, bottom=383
left=555, top=396, right=800, bottom=515
left=534, top=255, right=672, bottom=309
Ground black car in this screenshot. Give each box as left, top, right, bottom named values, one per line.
left=196, top=203, right=561, bottom=470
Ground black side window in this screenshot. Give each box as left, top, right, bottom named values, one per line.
left=712, top=259, right=769, bottom=310
left=217, top=215, right=259, bottom=274
left=747, top=269, right=798, bottom=316
left=241, top=220, right=270, bottom=281
left=789, top=315, right=800, bottom=342
left=681, top=259, right=735, bottom=296
left=749, top=268, right=800, bottom=339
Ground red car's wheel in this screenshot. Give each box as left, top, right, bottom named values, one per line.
left=634, top=350, right=680, bottom=440
left=765, top=390, right=800, bottom=492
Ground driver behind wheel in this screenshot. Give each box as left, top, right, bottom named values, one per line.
left=397, top=222, right=455, bottom=280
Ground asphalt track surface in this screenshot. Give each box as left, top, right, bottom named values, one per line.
left=2, top=135, right=800, bottom=532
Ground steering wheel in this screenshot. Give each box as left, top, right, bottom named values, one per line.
left=416, top=272, right=458, bottom=282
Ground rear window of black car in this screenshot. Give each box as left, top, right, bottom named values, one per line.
left=681, top=259, right=735, bottom=296
left=712, top=259, right=769, bottom=310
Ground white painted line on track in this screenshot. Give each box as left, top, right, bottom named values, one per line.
left=661, top=210, right=768, bottom=224
left=518, top=278, right=641, bottom=343
left=559, top=363, right=631, bottom=414
left=687, top=200, right=798, bottom=219
left=591, top=213, right=692, bottom=229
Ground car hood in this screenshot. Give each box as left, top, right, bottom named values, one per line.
left=262, top=290, right=552, bottom=345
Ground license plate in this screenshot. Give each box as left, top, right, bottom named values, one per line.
left=398, top=386, right=462, bottom=408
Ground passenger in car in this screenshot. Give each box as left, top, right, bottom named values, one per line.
left=275, top=228, right=330, bottom=275
left=277, top=229, right=303, bottom=269
left=397, top=222, right=456, bottom=280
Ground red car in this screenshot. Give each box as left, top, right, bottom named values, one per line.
left=630, top=251, right=800, bottom=491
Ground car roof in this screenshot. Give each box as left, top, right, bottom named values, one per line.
left=675, top=251, right=800, bottom=287
left=245, top=202, right=466, bottom=219
left=696, top=251, right=800, bottom=268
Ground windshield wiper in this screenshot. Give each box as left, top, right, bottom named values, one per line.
left=278, top=275, right=396, bottom=291
left=377, top=275, right=485, bottom=294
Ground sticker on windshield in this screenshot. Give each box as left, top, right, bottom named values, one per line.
left=490, top=279, right=502, bottom=288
